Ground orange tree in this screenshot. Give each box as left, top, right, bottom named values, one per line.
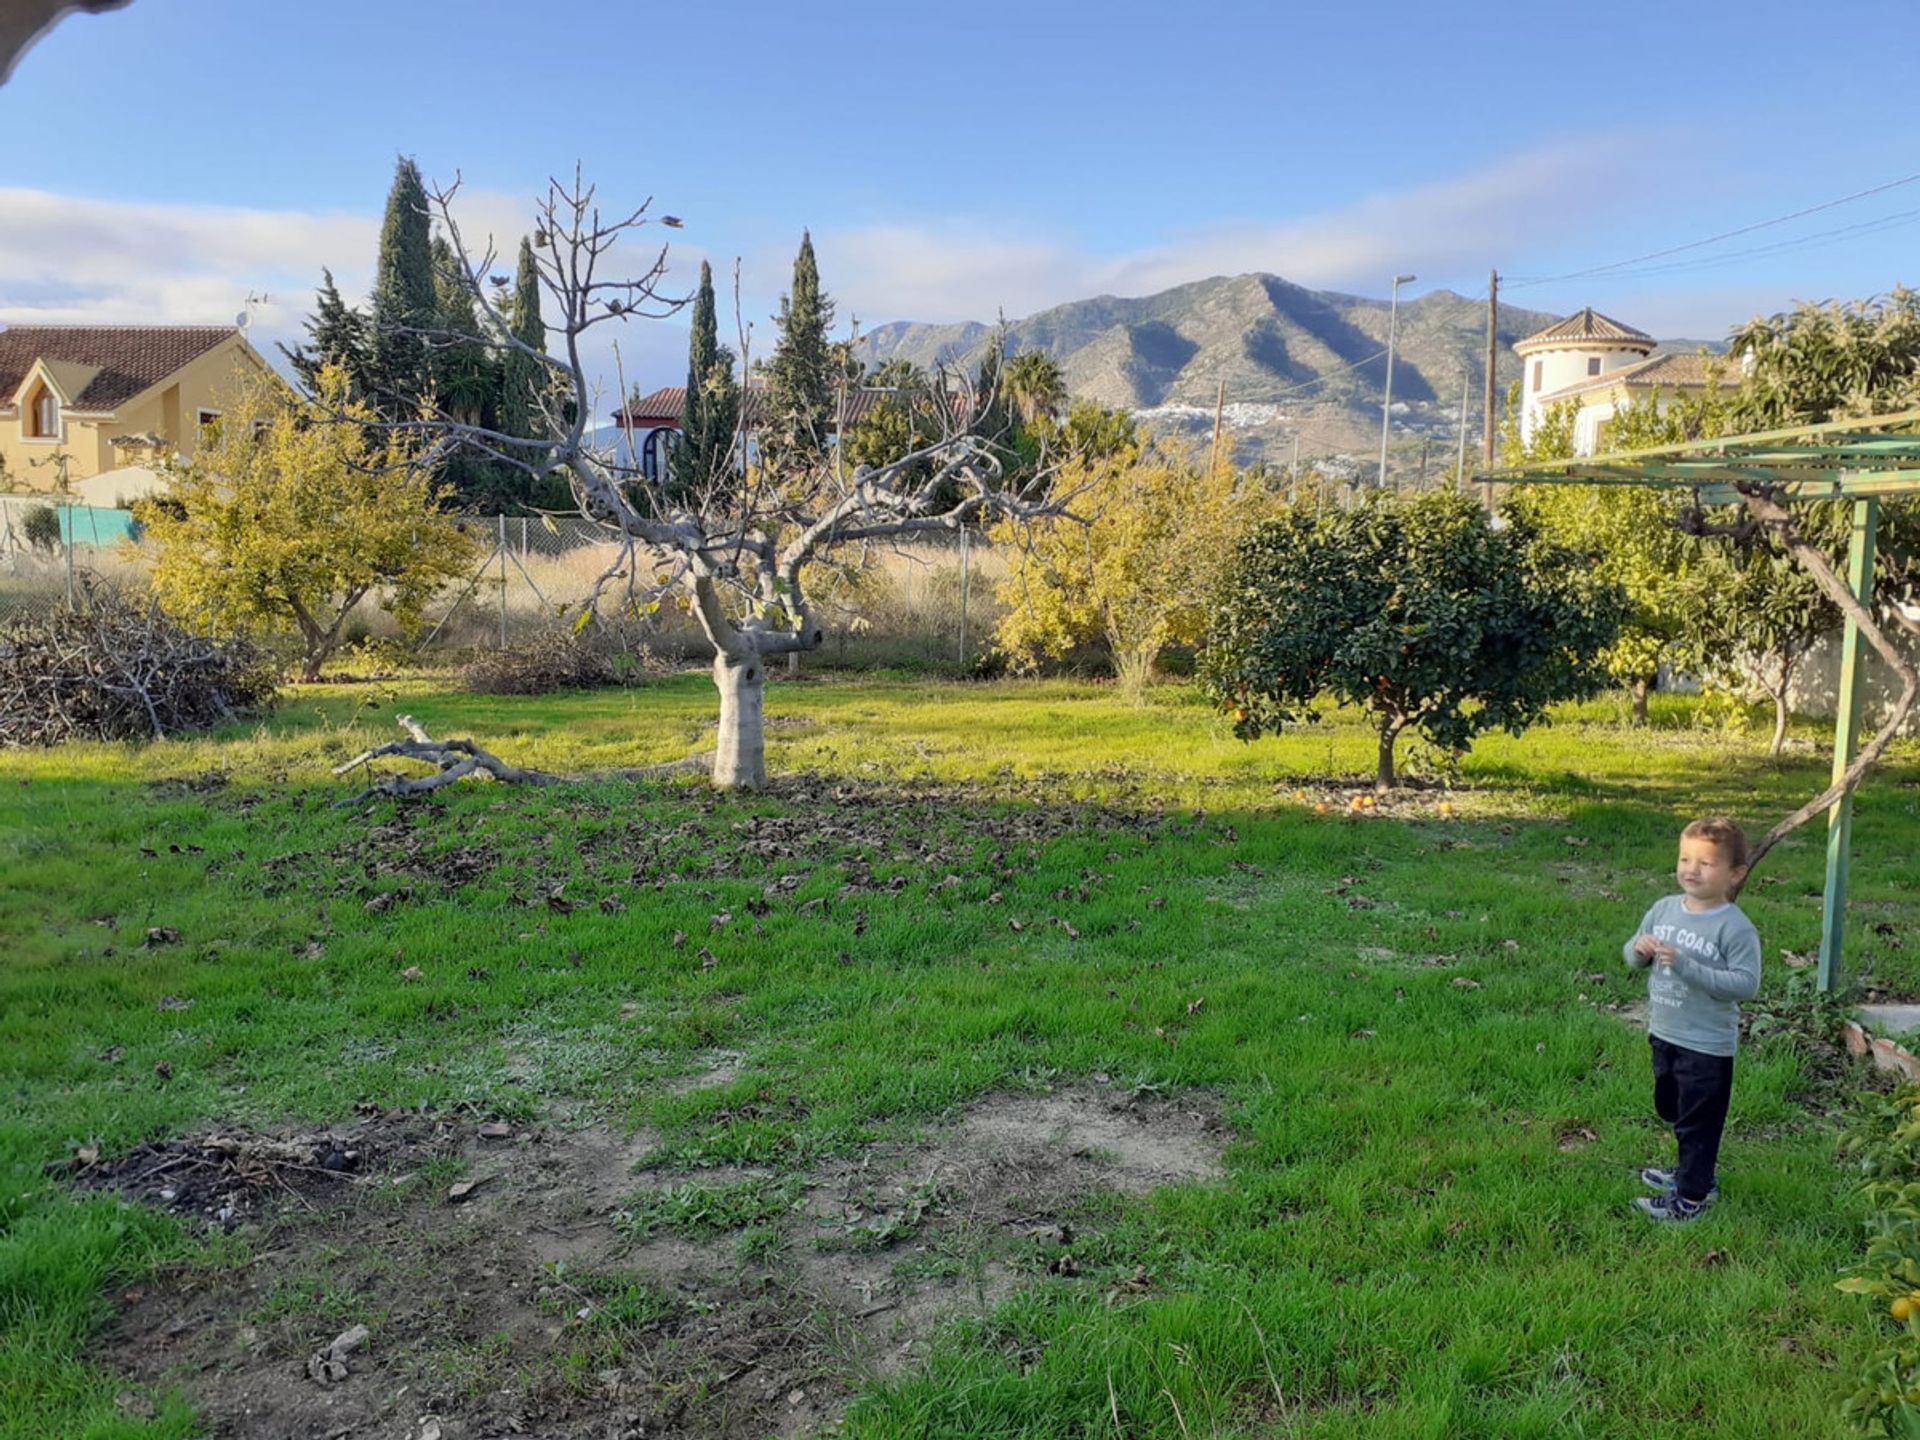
left=138, top=367, right=476, bottom=681
left=1201, top=489, right=1624, bottom=788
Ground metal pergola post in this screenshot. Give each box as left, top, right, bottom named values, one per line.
left=1819, top=497, right=1880, bottom=993
left=1476, top=407, right=1920, bottom=996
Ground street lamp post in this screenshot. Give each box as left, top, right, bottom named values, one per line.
left=1377, top=273, right=1416, bottom=490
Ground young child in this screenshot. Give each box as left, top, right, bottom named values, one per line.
left=1623, top=816, right=1763, bottom=1223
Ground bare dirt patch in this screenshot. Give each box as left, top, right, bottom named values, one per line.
left=86, top=1084, right=1225, bottom=1439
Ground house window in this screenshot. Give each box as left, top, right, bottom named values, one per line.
left=197, top=408, right=221, bottom=431
left=1587, top=357, right=1602, bottom=376
left=26, top=383, right=58, bottom=438
left=1532, top=361, right=1542, bottom=392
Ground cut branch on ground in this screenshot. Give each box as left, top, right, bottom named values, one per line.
left=333, top=714, right=566, bottom=807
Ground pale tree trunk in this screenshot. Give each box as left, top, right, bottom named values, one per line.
left=712, top=650, right=768, bottom=791
left=1762, top=651, right=1796, bottom=758
left=1630, top=676, right=1651, bottom=726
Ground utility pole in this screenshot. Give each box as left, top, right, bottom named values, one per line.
left=1378, top=273, right=1416, bottom=490
left=1418, top=434, right=1431, bottom=488
left=1210, top=380, right=1226, bottom=477
left=1455, top=377, right=1470, bottom=490
left=1483, top=270, right=1499, bottom=464
left=1483, top=269, right=1499, bottom=511
left=1290, top=432, right=1301, bottom=505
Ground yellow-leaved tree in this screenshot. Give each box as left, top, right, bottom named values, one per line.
left=992, top=436, right=1274, bottom=699
left=137, top=367, right=477, bottom=680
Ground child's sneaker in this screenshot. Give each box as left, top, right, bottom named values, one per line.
left=1634, top=1192, right=1710, bottom=1223
left=1639, top=1167, right=1719, bottom=1203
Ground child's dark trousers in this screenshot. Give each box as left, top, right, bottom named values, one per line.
left=1651, top=1035, right=1734, bottom=1203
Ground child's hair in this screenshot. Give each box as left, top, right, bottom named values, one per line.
left=1682, top=816, right=1749, bottom=869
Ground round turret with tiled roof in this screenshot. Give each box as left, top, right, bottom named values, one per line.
left=1514, top=307, right=1655, bottom=357
left=1514, top=307, right=1657, bottom=442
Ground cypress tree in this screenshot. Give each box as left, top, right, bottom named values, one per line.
left=501, top=236, right=547, bottom=439
left=670, top=260, right=739, bottom=510
left=763, top=231, right=835, bottom=469
left=369, top=156, right=437, bottom=419
left=501, top=236, right=564, bottom=507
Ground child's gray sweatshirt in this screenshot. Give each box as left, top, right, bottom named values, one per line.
left=1622, top=896, right=1762, bottom=1058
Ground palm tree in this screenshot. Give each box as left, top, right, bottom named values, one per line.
left=1003, top=350, right=1066, bottom=426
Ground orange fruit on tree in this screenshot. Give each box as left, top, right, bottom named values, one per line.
left=1894, top=1296, right=1914, bottom=1322
left=1313, top=802, right=1330, bottom=814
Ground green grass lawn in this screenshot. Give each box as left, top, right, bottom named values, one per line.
left=3, top=672, right=1917, bottom=1438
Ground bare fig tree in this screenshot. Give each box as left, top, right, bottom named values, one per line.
left=397, top=169, right=1075, bottom=790
left=1681, top=488, right=1919, bottom=885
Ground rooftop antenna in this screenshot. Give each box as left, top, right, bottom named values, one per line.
left=235, top=291, right=269, bottom=332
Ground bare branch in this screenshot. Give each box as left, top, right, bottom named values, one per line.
left=333, top=714, right=566, bottom=808
left=1691, top=485, right=1920, bottom=885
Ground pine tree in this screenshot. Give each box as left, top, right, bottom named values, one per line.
left=762, top=231, right=835, bottom=470
left=429, top=236, right=495, bottom=425
left=282, top=269, right=374, bottom=399
left=369, top=156, right=438, bottom=419
left=427, top=236, right=513, bottom=510
left=669, top=260, right=739, bottom=510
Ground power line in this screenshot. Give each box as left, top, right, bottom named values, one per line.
left=1542, top=206, right=1920, bottom=286
left=1264, top=347, right=1388, bottom=399
left=1506, top=169, right=1920, bottom=290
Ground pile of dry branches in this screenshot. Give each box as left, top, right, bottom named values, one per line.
left=0, top=579, right=277, bottom=746
left=459, top=628, right=620, bottom=695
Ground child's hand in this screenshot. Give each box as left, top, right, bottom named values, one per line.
left=1652, top=942, right=1677, bottom=968
left=1633, top=934, right=1663, bottom=960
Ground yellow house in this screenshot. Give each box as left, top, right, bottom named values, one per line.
left=0, top=324, right=273, bottom=494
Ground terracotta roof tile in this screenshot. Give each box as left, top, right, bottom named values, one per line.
left=616, top=384, right=900, bottom=430
left=1541, top=350, right=1732, bottom=402
left=0, top=325, right=237, bottom=412
left=1515, top=307, right=1655, bottom=353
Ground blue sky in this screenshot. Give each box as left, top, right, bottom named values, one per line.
left=6, top=0, right=1920, bottom=403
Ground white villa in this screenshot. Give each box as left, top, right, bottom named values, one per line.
left=1515, top=307, right=1728, bottom=455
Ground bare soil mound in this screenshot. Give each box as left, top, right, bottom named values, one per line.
left=86, top=1084, right=1225, bottom=1439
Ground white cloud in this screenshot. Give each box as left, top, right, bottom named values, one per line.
left=818, top=138, right=1656, bottom=325
left=0, top=186, right=373, bottom=360
left=9, top=140, right=1790, bottom=408
left=0, top=185, right=698, bottom=413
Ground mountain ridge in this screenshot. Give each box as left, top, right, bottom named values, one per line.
left=855, top=274, right=1722, bottom=473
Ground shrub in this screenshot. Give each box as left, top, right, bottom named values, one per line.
left=0, top=578, right=277, bottom=746
left=1202, top=491, right=1625, bottom=788
left=459, top=630, right=623, bottom=695
left=21, top=504, right=62, bottom=555
left=1836, top=1084, right=1920, bottom=1433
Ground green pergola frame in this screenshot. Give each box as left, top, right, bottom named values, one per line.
left=1480, top=406, right=1920, bottom=993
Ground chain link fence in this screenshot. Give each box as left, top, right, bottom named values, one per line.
left=410, top=515, right=1007, bottom=669
left=0, top=501, right=1008, bottom=671
left=0, top=496, right=150, bottom=625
